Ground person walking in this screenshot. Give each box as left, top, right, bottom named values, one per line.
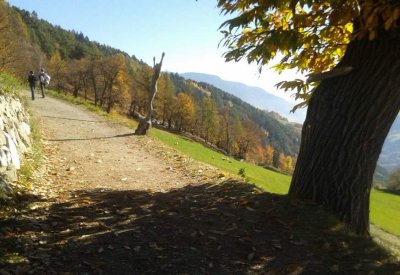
left=38, top=68, right=47, bottom=98
left=28, top=71, right=37, bottom=100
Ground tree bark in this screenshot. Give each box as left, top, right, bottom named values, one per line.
left=135, top=52, right=165, bottom=135
left=289, top=31, right=400, bottom=235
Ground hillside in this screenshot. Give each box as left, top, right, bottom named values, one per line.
left=181, top=72, right=307, bottom=123
left=180, top=73, right=396, bottom=183
left=374, top=164, right=390, bottom=184
left=10, top=3, right=399, bottom=176
left=170, top=73, right=302, bottom=156
left=2, top=5, right=301, bottom=166
left=378, top=116, right=400, bottom=172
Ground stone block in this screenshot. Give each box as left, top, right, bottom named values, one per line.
left=0, top=132, right=6, bottom=146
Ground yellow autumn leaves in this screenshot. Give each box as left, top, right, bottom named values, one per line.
left=219, top=0, right=400, bottom=104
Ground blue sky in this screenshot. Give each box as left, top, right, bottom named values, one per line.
left=7, top=0, right=300, bottom=102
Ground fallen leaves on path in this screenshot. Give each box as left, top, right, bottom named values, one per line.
left=1, top=98, right=399, bottom=273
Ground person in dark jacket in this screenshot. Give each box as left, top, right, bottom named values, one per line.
left=38, top=68, right=46, bottom=98
left=28, top=71, right=37, bottom=100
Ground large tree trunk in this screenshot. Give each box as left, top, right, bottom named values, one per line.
left=135, top=53, right=165, bottom=135
left=289, top=31, right=400, bottom=235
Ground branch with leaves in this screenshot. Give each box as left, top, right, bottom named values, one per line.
left=218, top=0, right=400, bottom=107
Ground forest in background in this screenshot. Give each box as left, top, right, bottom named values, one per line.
left=0, top=1, right=302, bottom=173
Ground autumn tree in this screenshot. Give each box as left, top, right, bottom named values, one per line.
left=0, top=1, right=36, bottom=75
left=104, top=55, right=130, bottom=112
left=0, top=1, right=16, bottom=72
left=278, top=153, right=287, bottom=172
left=272, top=150, right=281, bottom=169
left=78, top=57, right=92, bottom=101
left=130, top=65, right=152, bottom=116
left=218, top=0, right=400, bottom=234
left=173, top=92, right=196, bottom=132
left=230, top=114, right=244, bottom=157
left=234, top=118, right=265, bottom=160
left=387, top=167, right=400, bottom=191
left=264, top=144, right=275, bottom=167
left=48, top=52, right=67, bottom=92
left=66, top=58, right=91, bottom=98
left=154, top=74, right=175, bottom=125
left=218, top=101, right=233, bottom=154
left=283, top=155, right=294, bottom=174
left=89, top=54, right=130, bottom=113
left=200, top=96, right=219, bottom=143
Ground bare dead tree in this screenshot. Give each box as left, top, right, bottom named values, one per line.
left=135, top=52, right=165, bottom=135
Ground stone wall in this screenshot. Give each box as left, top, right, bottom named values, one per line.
left=0, top=94, right=31, bottom=197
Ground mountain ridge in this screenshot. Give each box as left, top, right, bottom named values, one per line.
left=181, top=72, right=307, bottom=123
left=378, top=116, right=400, bottom=172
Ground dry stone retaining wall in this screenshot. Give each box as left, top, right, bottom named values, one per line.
left=0, top=94, right=31, bottom=197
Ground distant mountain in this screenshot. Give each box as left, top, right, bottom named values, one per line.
left=181, top=72, right=306, bottom=123
left=373, top=164, right=389, bottom=184
left=378, top=116, right=400, bottom=172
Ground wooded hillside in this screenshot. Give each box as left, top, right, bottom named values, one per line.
left=0, top=1, right=301, bottom=172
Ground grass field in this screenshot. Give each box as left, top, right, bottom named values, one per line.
left=151, top=128, right=400, bottom=237
left=371, top=190, right=400, bottom=236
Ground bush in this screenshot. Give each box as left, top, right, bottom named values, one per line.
left=387, top=167, right=400, bottom=191
left=0, top=73, right=23, bottom=95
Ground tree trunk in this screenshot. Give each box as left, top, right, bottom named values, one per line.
left=90, top=73, right=98, bottom=106
left=73, top=81, right=79, bottom=98
left=135, top=53, right=165, bottom=135
left=289, top=31, right=400, bottom=235
left=167, top=117, right=172, bottom=129
left=162, top=103, right=166, bottom=125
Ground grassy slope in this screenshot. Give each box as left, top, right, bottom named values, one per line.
left=151, top=128, right=400, bottom=237
left=370, top=190, right=400, bottom=236
left=151, top=129, right=290, bottom=194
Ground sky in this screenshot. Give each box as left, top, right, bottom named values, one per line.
left=7, top=0, right=301, bottom=102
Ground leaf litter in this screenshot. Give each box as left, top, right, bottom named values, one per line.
left=1, top=97, right=399, bottom=274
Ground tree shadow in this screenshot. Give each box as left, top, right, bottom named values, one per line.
left=1, top=180, right=399, bottom=274
left=46, top=132, right=135, bottom=142
left=43, top=115, right=108, bottom=123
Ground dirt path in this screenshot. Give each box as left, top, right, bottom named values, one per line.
left=0, top=95, right=399, bottom=274
left=30, top=96, right=212, bottom=194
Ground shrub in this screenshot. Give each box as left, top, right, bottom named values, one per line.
left=387, top=167, right=400, bottom=191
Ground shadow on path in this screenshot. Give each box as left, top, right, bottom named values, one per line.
left=46, top=132, right=135, bottom=142
left=43, top=115, right=108, bottom=123
left=1, top=180, right=399, bottom=274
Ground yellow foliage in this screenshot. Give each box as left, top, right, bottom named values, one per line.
left=218, top=0, right=400, bottom=105
left=264, top=144, right=274, bottom=166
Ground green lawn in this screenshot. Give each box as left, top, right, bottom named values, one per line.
left=151, top=128, right=400, bottom=237
left=150, top=129, right=290, bottom=194
left=371, top=190, right=400, bottom=236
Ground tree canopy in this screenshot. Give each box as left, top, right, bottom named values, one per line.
left=218, top=0, right=400, bottom=108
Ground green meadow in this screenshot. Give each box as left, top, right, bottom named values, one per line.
left=151, top=127, right=400, bottom=237
left=371, top=190, right=400, bottom=236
